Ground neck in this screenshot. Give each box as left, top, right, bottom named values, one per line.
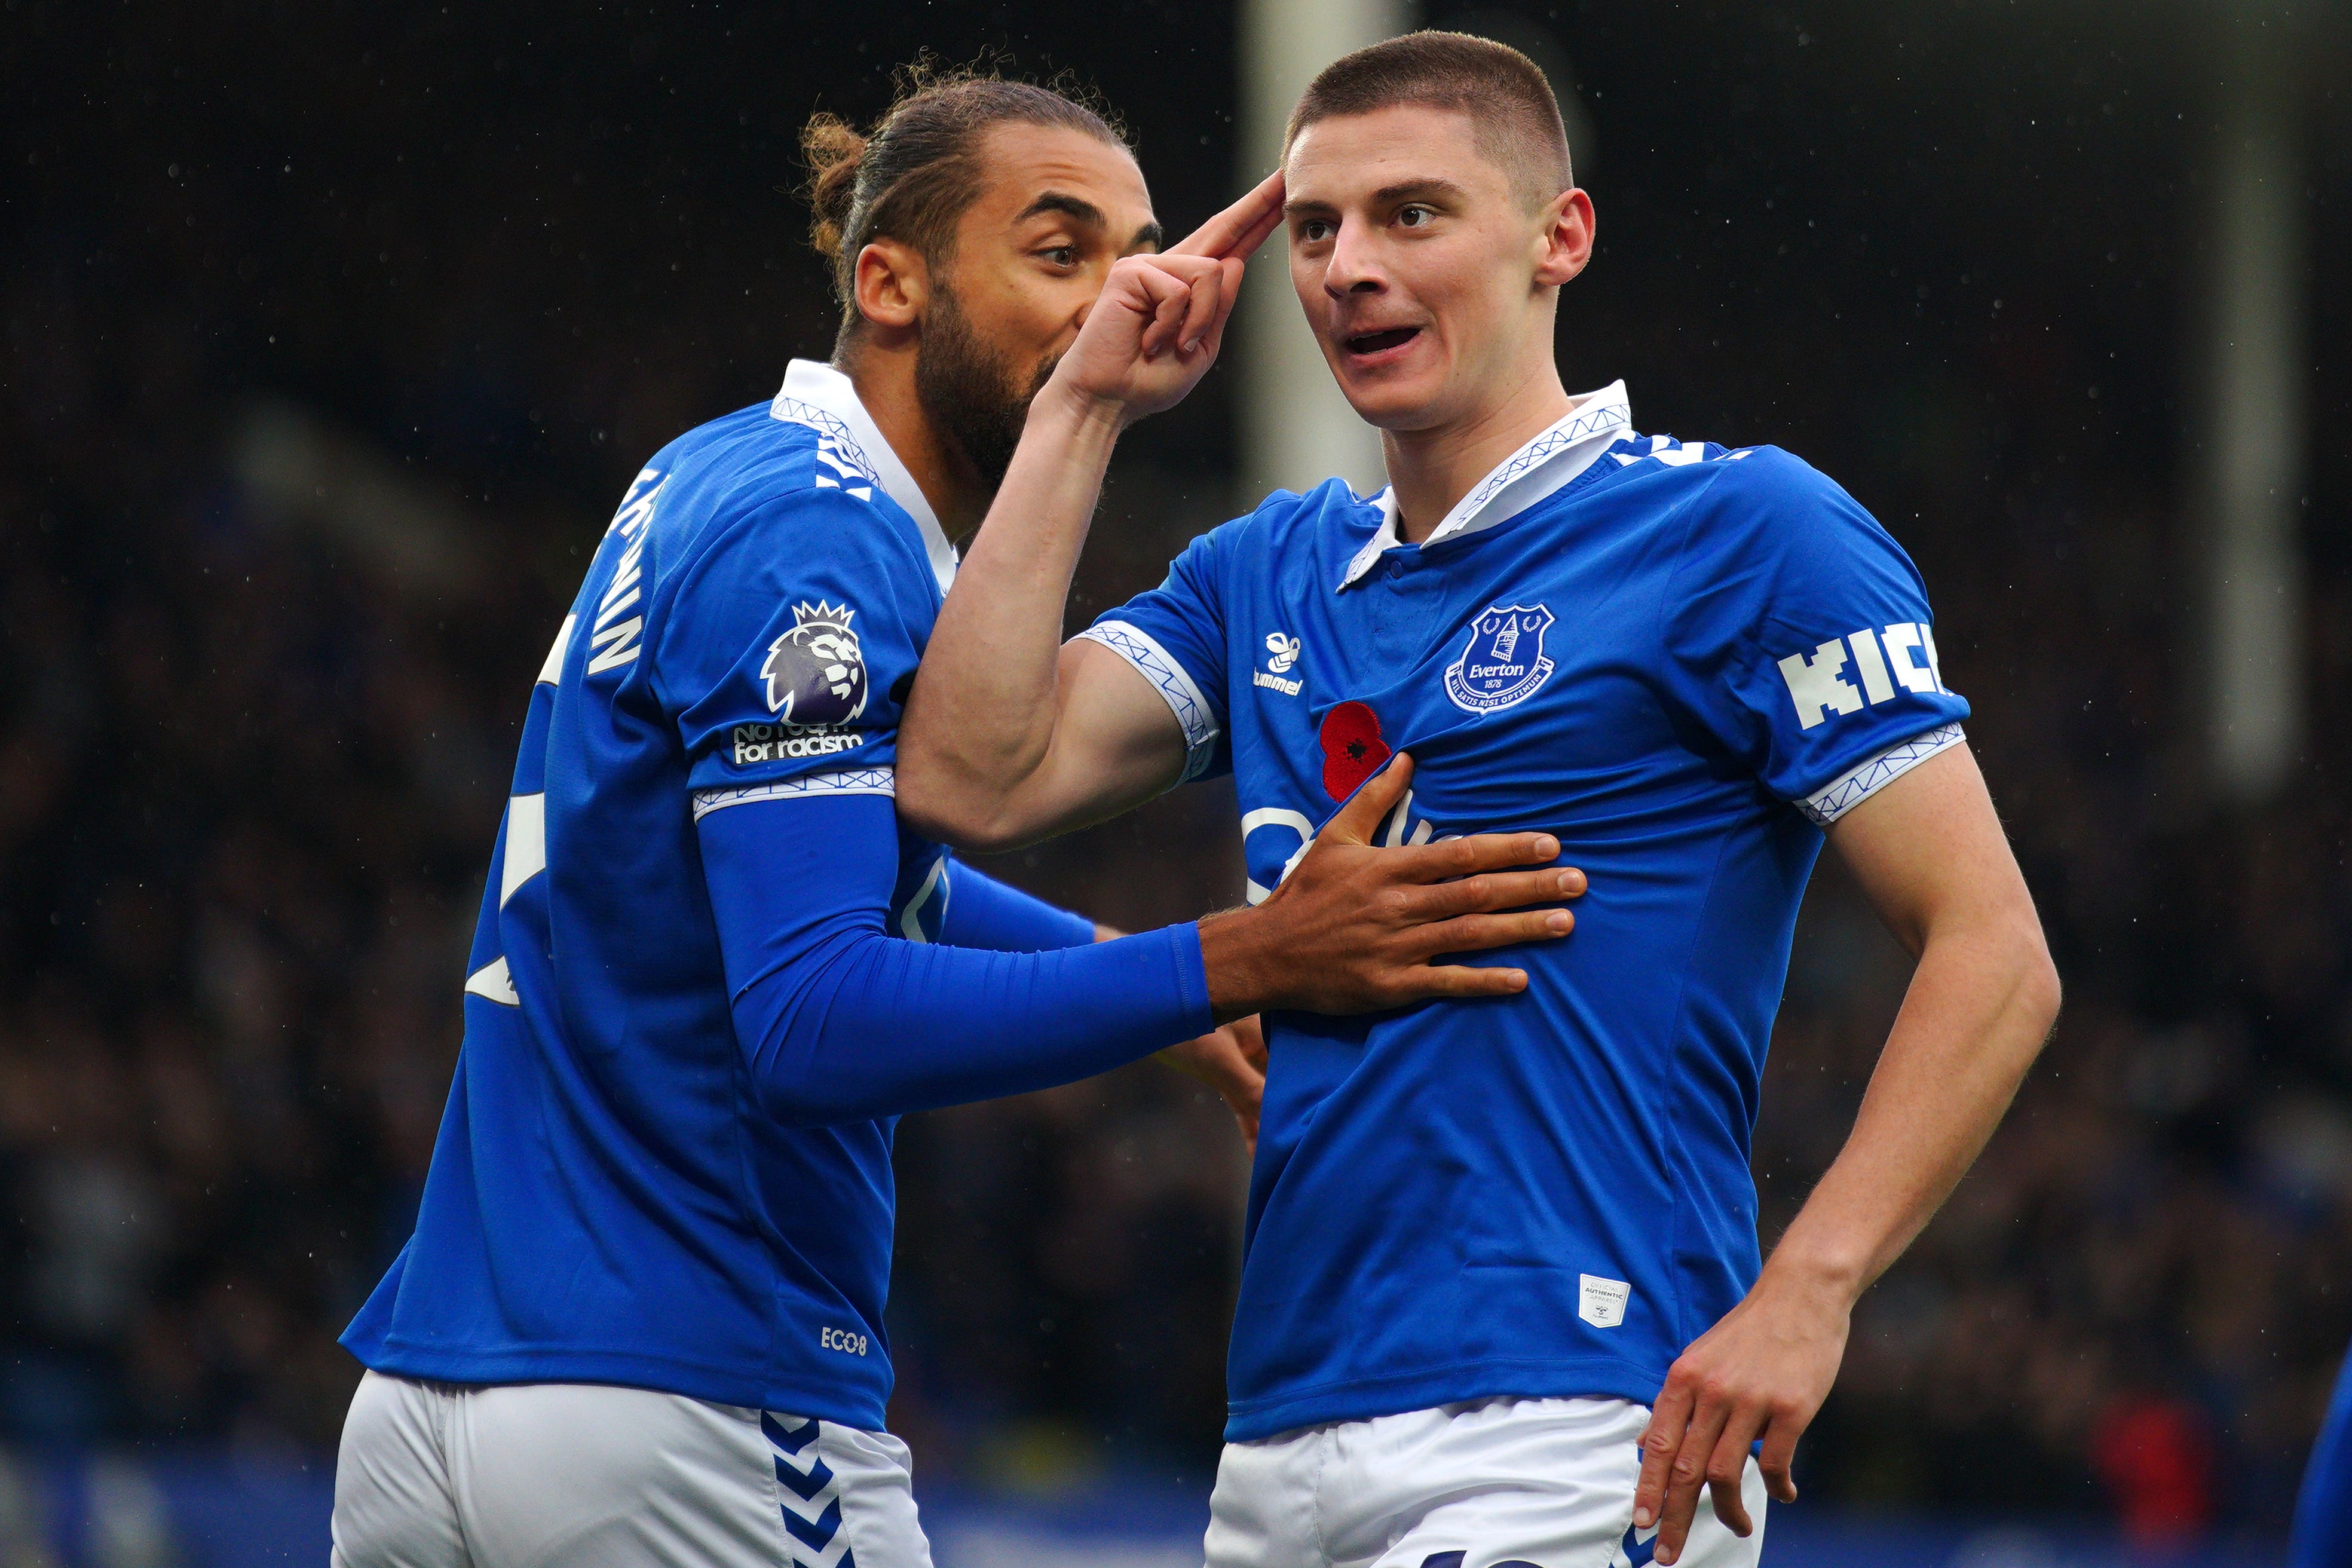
left=1383, top=354, right=1575, bottom=546
left=837, top=336, right=991, bottom=536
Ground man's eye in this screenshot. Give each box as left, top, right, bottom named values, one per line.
left=1398, top=206, right=1434, bottom=229
left=1299, top=219, right=1335, bottom=243
left=1041, top=246, right=1078, bottom=267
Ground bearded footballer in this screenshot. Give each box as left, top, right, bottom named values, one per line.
left=328, top=66, right=1584, bottom=1568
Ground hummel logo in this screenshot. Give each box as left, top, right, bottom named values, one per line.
left=1255, top=632, right=1303, bottom=696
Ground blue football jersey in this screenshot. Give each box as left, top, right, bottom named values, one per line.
left=342, top=360, right=969, bottom=1427
left=1084, top=385, right=1971, bottom=1441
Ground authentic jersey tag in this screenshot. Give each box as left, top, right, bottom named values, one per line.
left=1578, top=1273, right=1631, bottom=1328
left=1444, top=603, right=1558, bottom=714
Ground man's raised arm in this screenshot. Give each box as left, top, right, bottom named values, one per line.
left=896, top=174, right=1283, bottom=853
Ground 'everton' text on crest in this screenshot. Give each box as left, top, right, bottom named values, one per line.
left=1443, top=604, right=1558, bottom=714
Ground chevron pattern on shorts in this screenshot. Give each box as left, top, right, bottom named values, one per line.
left=1613, top=1517, right=1660, bottom=1567
left=762, top=1413, right=858, bottom=1568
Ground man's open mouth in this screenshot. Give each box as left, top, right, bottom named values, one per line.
left=1343, top=326, right=1421, bottom=356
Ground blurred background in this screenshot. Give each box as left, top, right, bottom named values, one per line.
left=2, top=0, right=2347, bottom=1561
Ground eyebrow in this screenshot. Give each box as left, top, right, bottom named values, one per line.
left=1284, top=176, right=1472, bottom=217
left=1013, top=191, right=1162, bottom=252
left=1015, top=191, right=1108, bottom=229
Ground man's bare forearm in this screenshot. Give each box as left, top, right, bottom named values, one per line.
left=1630, top=898, right=2058, bottom=1559
left=1762, top=913, right=2057, bottom=1303
left=898, top=384, right=1125, bottom=837
left=902, top=210, right=1279, bottom=847
left=1635, top=748, right=2054, bottom=1560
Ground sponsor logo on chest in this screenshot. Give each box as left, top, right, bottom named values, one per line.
left=1444, top=603, right=1558, bottom=713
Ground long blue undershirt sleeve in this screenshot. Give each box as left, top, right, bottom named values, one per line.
left=936, top=860, right=1098, bottom=953
left=696, top=792, right=1210, bottom=1128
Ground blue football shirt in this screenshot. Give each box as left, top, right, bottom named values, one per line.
left=1084, top=384, right=1971, bottom=1441
left=341, top=360, right=1210, bottom=1428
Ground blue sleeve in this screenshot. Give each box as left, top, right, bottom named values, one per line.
left=1661, top=449, right=1972, bottom=823
left=696, top=792, right=1210, bottom=1126
left=936, top=862, right=1098, bottom=953
left=1079, top=523, right=1235, bottom=783
left=2292, top=1347, right=2352, bottom=1568
left=655, top=483, right=930, bottom=800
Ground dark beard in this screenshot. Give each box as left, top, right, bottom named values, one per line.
left=914, top=282, right=1056, bottom=495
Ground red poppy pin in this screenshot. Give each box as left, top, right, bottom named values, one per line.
left=1318, top=700, right=1391, bottom=801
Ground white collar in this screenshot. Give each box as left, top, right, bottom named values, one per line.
left=771, top=359, right=958, bottom=596
left=1337, top=382, right=1634, bottom=590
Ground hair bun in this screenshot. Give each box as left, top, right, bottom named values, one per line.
left=800, top=114, right=868, bottom=259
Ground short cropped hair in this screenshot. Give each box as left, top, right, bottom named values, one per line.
left=1285, top=32, right=1573, bottom=210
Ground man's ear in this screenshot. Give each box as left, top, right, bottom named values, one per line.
left=1533, top=188, right=1595, bottom=288
left=852, top=238, right=930, bottom=335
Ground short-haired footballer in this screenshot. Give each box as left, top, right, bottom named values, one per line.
left=328, top=66, right=1582, bottom=1568
left=900, top=32, right=2063, bottom=1568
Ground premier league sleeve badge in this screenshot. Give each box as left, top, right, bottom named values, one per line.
left=761, top=601, right=870, bottom=730
left=1444, top=603, right=1558, bottom=714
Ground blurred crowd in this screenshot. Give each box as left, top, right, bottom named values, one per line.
left=3, top=0, right=2347, bottom=1542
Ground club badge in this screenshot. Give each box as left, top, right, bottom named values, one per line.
left=762, top=601, right=869, bottom=730
left=1443, top=603, right=1558, bottom=714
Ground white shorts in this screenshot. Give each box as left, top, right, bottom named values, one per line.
left=331, top=1370, right=935, bottom=1568
left=1204, top=1396, right=1766, bottom=1568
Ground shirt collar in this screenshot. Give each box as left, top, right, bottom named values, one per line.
left=1337, top=382, right=1634, bottom=590
left=771, top=358, right=958, bottom=595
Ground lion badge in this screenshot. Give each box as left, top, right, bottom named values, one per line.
left=762, top=601, right=869, bottom=730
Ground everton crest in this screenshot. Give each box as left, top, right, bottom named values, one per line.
left=762, top=601, right=869, bottom=730
left=1443, top=603, right=1558, bottom=714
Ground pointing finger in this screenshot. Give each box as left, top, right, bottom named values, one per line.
left=1169, top=168, right=1285, bottom=260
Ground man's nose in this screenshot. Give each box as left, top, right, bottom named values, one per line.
left=1322, top=219, right=1385, bottom=298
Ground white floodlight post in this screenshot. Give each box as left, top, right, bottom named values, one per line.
left=2203, top=17, right=2308, bottom=804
